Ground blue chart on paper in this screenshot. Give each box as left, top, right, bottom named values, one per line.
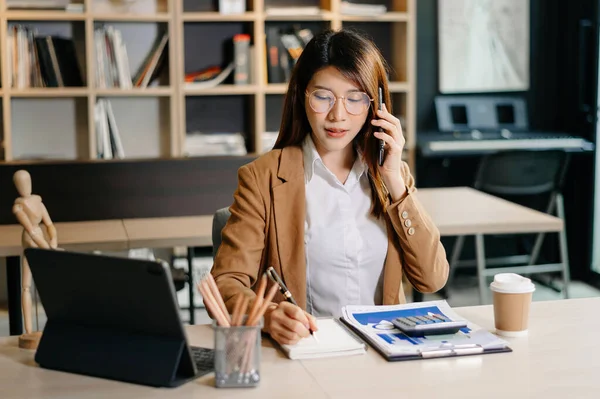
left=351, top=306, right=472, bottom=345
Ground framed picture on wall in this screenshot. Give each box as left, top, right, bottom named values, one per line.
left=438, top=0, right=530, bottom=93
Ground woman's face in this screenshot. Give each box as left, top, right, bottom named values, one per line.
left=304, top=66, right=371, bottom=157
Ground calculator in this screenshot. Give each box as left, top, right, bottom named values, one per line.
left=391, top=313, right=468, bottom=337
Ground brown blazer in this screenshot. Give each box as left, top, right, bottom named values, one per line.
left=211, top=145, right=449, bottom=314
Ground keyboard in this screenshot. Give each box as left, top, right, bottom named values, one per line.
left=190, top=346, right=215, bottom=377
left=420, top=132, right=594, bottom=155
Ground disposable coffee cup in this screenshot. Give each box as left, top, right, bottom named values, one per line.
left=489, top=273, right=535, bottom=337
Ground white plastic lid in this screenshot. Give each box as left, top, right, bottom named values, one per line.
left=489, top=273, right=536, bottom=294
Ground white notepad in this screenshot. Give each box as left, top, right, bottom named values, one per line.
left=280, top=318, right=367, bottom=360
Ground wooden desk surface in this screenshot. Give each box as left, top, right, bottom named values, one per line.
left=0, top=187, right=563, bottom=257
left=416, top=187, right=563, bottom=235
left=122, top=216, right=213, bottom=249
left=0, top=220, right=128, bottom=257
left=0, top=298, right=597, bottom=398
left=302, top=297, right=600, bottom=398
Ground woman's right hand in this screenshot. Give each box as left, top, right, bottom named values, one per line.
left=264, top=302, right=318, bottom=345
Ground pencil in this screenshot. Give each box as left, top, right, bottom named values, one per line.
left=247, top=283, right=279, bottom=327
left=245, top=274, right=267, bottom=326
left=198, top=280, right=230, bottom=327
left=205, top=273, right=231, bottom=324
left=231, top=295, right=244, bottom=327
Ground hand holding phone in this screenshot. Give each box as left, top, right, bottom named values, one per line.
left=377, top=86, right=385, bottom=166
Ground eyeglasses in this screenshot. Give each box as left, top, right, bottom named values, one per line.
left=306, top=89, right=373, bottom=115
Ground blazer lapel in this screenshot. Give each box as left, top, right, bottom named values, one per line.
left=272, top=146, right=307, bottom=309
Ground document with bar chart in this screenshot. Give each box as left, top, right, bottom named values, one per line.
left=340, top=300, right=511, bottom=361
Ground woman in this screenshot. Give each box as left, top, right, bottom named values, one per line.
left=211, top=28, right=449, bottom=345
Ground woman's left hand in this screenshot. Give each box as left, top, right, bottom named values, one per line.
left=371, top=104, right=407, bottom=201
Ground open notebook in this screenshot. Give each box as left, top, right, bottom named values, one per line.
left=279, top=318, right=367, bottom=360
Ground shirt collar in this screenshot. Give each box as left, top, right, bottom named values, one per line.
left=302, top=134, right=367, bottom=185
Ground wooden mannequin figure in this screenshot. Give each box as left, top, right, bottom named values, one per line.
left=12, top=170, right=58, bottom=350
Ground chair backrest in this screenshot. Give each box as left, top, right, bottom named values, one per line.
left=212, top=207, right=231, bottom=259
left=474, top=150, right=569, bottom=196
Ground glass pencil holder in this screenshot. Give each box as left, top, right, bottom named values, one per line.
left=212, top=318, right=263, bottom=388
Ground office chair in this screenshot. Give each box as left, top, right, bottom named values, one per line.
left=212, top=207, right=232, bottom=259
left=447, top=150, right=571, bottom=302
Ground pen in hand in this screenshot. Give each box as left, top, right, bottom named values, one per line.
left=266, top=266, right=319, bottom=342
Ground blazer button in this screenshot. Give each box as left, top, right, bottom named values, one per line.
left=408, top=227, right=415, bottom=236
left=404, top=219, right=412, bottom=227
left=401, top=211, right=409, bottom=219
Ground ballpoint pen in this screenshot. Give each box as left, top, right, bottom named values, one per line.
left=266, top=266, right=319, bottom=342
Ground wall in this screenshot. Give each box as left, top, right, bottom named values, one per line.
left=415, top=0, right=598, bottom=280
left=416, top=0, right=566, bottom=134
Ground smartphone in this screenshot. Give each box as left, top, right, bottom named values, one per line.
left=377, top=86, right=385, bottom=166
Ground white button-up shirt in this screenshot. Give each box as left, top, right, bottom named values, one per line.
left=303, top=135, right=388, bottom=318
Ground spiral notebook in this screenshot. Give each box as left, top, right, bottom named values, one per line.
left=279, top=318, right=367, bottom=360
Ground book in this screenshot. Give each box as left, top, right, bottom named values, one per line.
left=184, top=62, right=235, bottom=89
left=7, top=0, right=70, bottom=9
left=340, top=1, right=387, bottom=15
left=94, top=99, right=125, bottom=159
left=265, top=27, right=285, bottom=84
left=233, top=34, right=251, bottom=85
left=264, top=6, right=321, bottom=16
left=279, top=318, right=367, bottom=360
left=340, top=300, right=512, bottom=361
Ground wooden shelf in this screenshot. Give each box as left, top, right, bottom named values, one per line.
left=182, top=12, right=257, bottom=22
left=340, top=12, right=410, bottom=22
left=184, top=84, right=259, bottom=95
left=5, top=11, right=87, bottom=21
left=264, top=82, right=408, bottom=94
left=94, top=87, right=173, bottom=97
left=0, top=1, right=417, bottom=169
left=388, top=82, right=410, bottom=92
left=92, top=13, right=172, bottom=22
left=8, top=88, right=88, bottom=98
left=264, top=12, right=334, bottom=21
left=264, top=84, right=288, bottom=94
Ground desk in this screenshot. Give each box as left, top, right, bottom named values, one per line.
left=416, top=187, right=562, bottom=235
left=0, top=297, right=598, bottom=398
left=0, top=188, right=563, bottom=334
left=416, top=187, right=564, bottom=304
left=0, top=217, right=214, bottom=258
left=0, top=217, right=213, bottom=335
left=122, top=216, right=213, bottom=325
left=0, top=220, right=129, bottom=257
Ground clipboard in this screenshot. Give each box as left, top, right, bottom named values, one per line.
left=339, top=300, right=513, bottom=362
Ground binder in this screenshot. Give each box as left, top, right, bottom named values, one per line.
left=339, top=300, right=512, bottom=362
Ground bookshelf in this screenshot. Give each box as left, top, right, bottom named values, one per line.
left=0, top=0, right=176, bottom=161
left=0, top=0, right=417, bottom=171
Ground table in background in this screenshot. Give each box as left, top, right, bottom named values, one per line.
left=0, top=217, right=213, bottom=335
left=414, top=187, right=563, bottom=303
